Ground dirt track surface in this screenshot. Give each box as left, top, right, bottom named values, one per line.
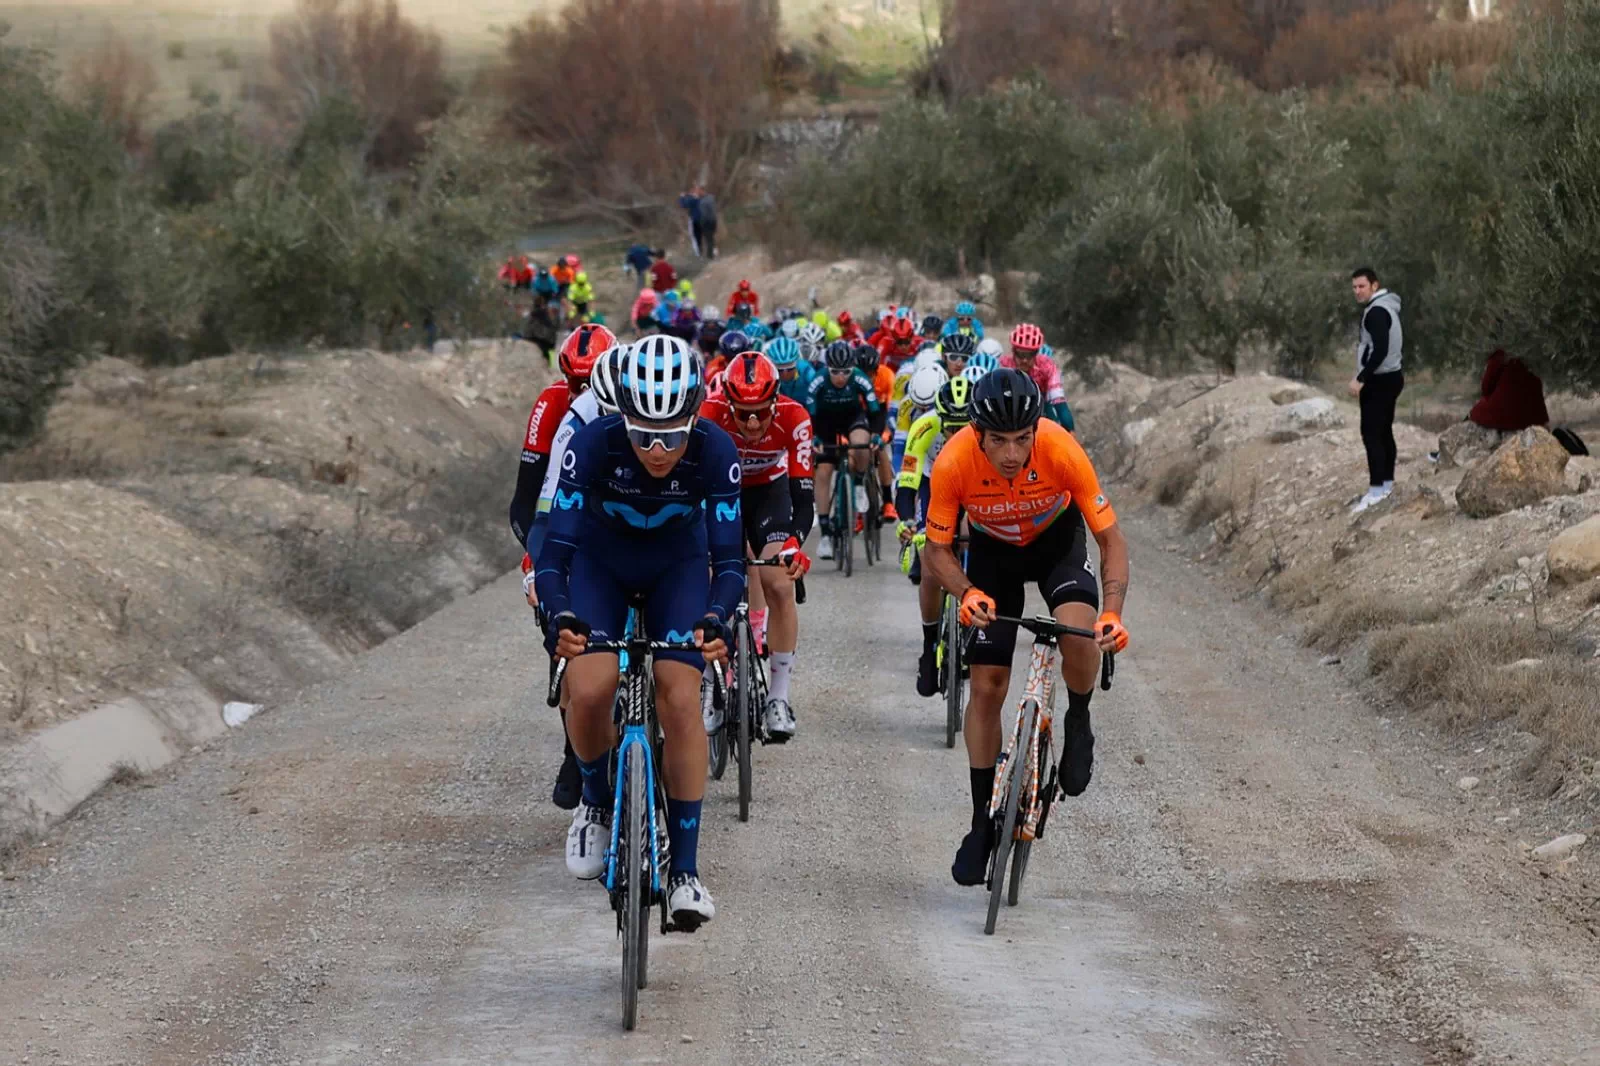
left=2, top=514, right=1598, bottom=1066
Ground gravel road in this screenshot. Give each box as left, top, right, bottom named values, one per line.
left=3, top=514, right=1598, bottom=1066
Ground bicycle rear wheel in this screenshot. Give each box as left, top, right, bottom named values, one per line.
left=705, top=673, right=727, bottom=781
left=864, top=478, right=881, bottom=565
left=736, top=620, right=754, bottom=823
left=942, top=597, right=963, bottom=750
left=985, top=703, right=1035, bottom=935
left=621, top=754, right=645, bottom=1028
left=841, top=478, right=855, bottom=578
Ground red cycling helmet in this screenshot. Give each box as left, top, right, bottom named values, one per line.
left=890, top=315, right=916, bottom=340
left=559, top=323, right=617, bottom=380
left=723, top=351, right=780, bottom=407
left=1010, top=322, right=1045, bottom=352
left=837, top=310, right=854, bottom=326
left=737, top=279, right=753, bottom=291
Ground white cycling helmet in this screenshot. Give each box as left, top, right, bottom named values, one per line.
left=591, top=347, right=625, bottom=414
left=798, top=321, right=826, bottom=346
left=975, top=337, right=1004, bottom=360
left=907, top=364, right=949, bottom=409
left=912, top=348, right=943, bottom=374
left=780, top=318, right=801, bottom=339
left=620, top=334, right=703, bottom=423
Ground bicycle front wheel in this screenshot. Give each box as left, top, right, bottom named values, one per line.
left=736, top=620, right=754, bottom=823
left=985, top=703, right=1035, bottom=935
left=705, top=673, right=727, bottom=781
left=864, top=478, right=881, bottom=565
left=621, top=754, right=645, bottom=1028
left=841, top=478, right=855, bottom=578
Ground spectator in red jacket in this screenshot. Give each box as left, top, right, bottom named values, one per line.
left=498, top=254, right=533, bottom=289
left=1470, top=349, right=1549, bottom=432
left=648, top=250, right=677, bottom=293
left=725, top=279, right=760, bottom=319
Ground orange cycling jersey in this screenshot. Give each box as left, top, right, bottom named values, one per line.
left=871, top=364, right=894, bottom=407
left=925, top=420, right=1116, bottom=547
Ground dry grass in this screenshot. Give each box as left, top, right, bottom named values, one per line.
left=1303, top=590, right=1445, bottom=651
left=1184, top=488, right=1231, bottom=533
left=1270, top=559, right=1335, bottom=610
left=1366, top=614, right=1599, bottom=770
left=1155, top=455, right=1202, bottom=506
left=1394, top=17, right=1513, bottom=89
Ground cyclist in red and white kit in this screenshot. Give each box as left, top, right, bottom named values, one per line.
left=999, top=322, right=1073, bottom=428
left=699, top=351, right=813, bottom=739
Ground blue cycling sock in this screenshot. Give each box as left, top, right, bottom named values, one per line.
left=666, top=798, right=703, bottom=877
left=578, top=752, right=613, bottom=810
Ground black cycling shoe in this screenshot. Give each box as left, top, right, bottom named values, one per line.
left=551, top=746, right=582, bottom=810
left=1058, top=709, right=1095, bottom=797
left=916, top=648, right=939, bottom=698
left=951, top=821, right=995, bottom=886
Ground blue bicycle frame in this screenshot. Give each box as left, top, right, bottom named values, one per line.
left=604, top=608, right=664, bottom=898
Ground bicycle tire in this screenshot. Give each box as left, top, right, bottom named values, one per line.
left=638, top=805, right=655, bottom=991
left=943, top=598, right=962, bottom=750
left=841, top=477, right=855, bottom=578
left=832, top=471, right=849, bottom=573
left=985, top=702, right=1034, bottom=935
left=705, top=674, right=728, bottom=781
left=864, top=479, right=881, bottom=566
left=621, top=754, right=644, bottom=1029
left=1008, top=731, right=1049, bottom=906
left=736, top=619, right=753, bottom=823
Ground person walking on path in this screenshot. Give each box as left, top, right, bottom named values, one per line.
left=678, top=185, right=720, bottom=259
left=1348, top=267, right=1404, bottom=514
left=648, top=249, right=678, bottom=294
left=624, top=243, right=654, bottom=289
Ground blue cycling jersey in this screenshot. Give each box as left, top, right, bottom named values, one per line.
left=534, top=415, right=746, bottom=626
left=941, top=316, right=985, bottom=341
left=778, top=362, right=818, bottom=413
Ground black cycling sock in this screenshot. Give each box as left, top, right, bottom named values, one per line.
left=970, top=766, right=995, bottom=828
left=1067, top=687, right=1093, bottom=722
left=922, top=621, right=940, bottom=654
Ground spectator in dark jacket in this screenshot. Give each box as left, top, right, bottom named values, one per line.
left=1348, top=267, right=1404, bottom=514
left=1470, top=349, right=1549, bottom=432
left=624, top=243, right=654, bottom=289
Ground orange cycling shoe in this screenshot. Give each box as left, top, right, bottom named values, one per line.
left=881, top=501, right=899, bottom=521
left=959, top=586, right=996, bottom=626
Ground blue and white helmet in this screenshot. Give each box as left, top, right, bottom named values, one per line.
left=955, top=300, right=977, bottom=318
left=591, top=347, right=626, bottom=414
left=962, top=357, right=996, bottom=383
left=780, top=318, right=801, bottom=339
left=620, top=335, right=703, bottom=423
left=764, top=336, right=801, bottom=369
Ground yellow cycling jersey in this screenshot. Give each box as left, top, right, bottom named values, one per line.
left=896, top=410, right=949, bottom=491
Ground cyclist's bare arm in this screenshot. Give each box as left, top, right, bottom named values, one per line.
left=924, top=539, right=973, bottom=605
left=1093, top=521, right=1130, bottom=620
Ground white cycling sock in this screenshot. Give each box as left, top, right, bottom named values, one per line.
left=769, top=651, right=795, bottom=705
left=750, top=609, right=769, bottom=650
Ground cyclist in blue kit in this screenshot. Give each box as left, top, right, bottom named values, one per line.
left=533, top=333, right=744, bottom=930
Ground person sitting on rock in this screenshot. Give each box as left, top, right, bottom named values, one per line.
left=1470, top=349, right=1548, bottom=434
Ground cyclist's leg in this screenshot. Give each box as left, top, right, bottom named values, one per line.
left=1032, top=508, right=1101, bottom=797
left=556, top=550, right=626, bottom=878
left=641, top=558, right=713, bottom=882
left=875, top=442, right=897, bottom=514
left=846, top=426, right=871, bottom=476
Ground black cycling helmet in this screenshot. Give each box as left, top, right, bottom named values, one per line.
left=920, top=314, right=943, bottom=336
left=824, top=339, right=856, bottom=371
left=697, top=318, right=725, bottom=353
left=941, top=332, right=977, bottom=358
left=970, top=368, right=1042, bottom=433
left=853, top=342, right=880, bottom=372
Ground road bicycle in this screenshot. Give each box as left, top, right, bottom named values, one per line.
left=546, top=607, right=722, bottom=1030
left=705, top=558, right=789, bottom=822
left=825, top=439, right=882, bottom=576
left=903, top=531, right=969, bottom=749
left=979, top=615, right=1114, bottom=935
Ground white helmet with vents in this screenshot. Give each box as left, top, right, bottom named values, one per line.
left=620, top=335, right=703, bottom=423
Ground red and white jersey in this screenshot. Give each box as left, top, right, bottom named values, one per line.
left=699, top=395, right=814, bottom=488
left=521, top=380, right=574, bottom=462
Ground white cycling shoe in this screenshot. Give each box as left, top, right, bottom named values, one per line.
left=668, top=873, right=716, bottom=930
left=566, top=804, right=610, bottom=880
left=764, top=697, right=796, bottom=742
left=701, top=672, right=724, bottom=734
left=817, top=535, right=835, bottom=561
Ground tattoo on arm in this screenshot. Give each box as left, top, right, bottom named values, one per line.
left=1102, top=579, right=1127, bottom=604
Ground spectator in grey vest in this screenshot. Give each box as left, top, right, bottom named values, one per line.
left=1348, top=266, right=1404, bottom=514
left=678, top=185, right=720, bottom=260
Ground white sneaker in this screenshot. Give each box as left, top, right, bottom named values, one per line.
left=566, top=804, right=610, bottom=880
left=764, top=697, right=796, bottom=741
left=817, top=535, right=835, bottom=561
left=1350, top=487, right=1390, bottom=515
left=668, top=873, right=716, bottom=930
left=701, top=673, right=723, bottom=734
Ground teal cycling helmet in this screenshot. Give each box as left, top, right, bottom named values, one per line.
left=744, top=321, right=773, bottom=343
left=764, top=336, right=801, bottom=368
left=955, top=301, right=976, bottom=318
left=965, top=349, right=1000, bottom=376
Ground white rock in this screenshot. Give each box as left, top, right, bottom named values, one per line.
left=1531, top=833, right=1587, bottom=860
left=1456, top=776, right=1480, bottom=792
left=1122, top=417, right=1157, bottom=448
left=1273, top=397, right=1344, bottom=434
left=222, top=702, right=264, bottom=728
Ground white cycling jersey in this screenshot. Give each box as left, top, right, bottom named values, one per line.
left=535, top=389, right=604, bottom=517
